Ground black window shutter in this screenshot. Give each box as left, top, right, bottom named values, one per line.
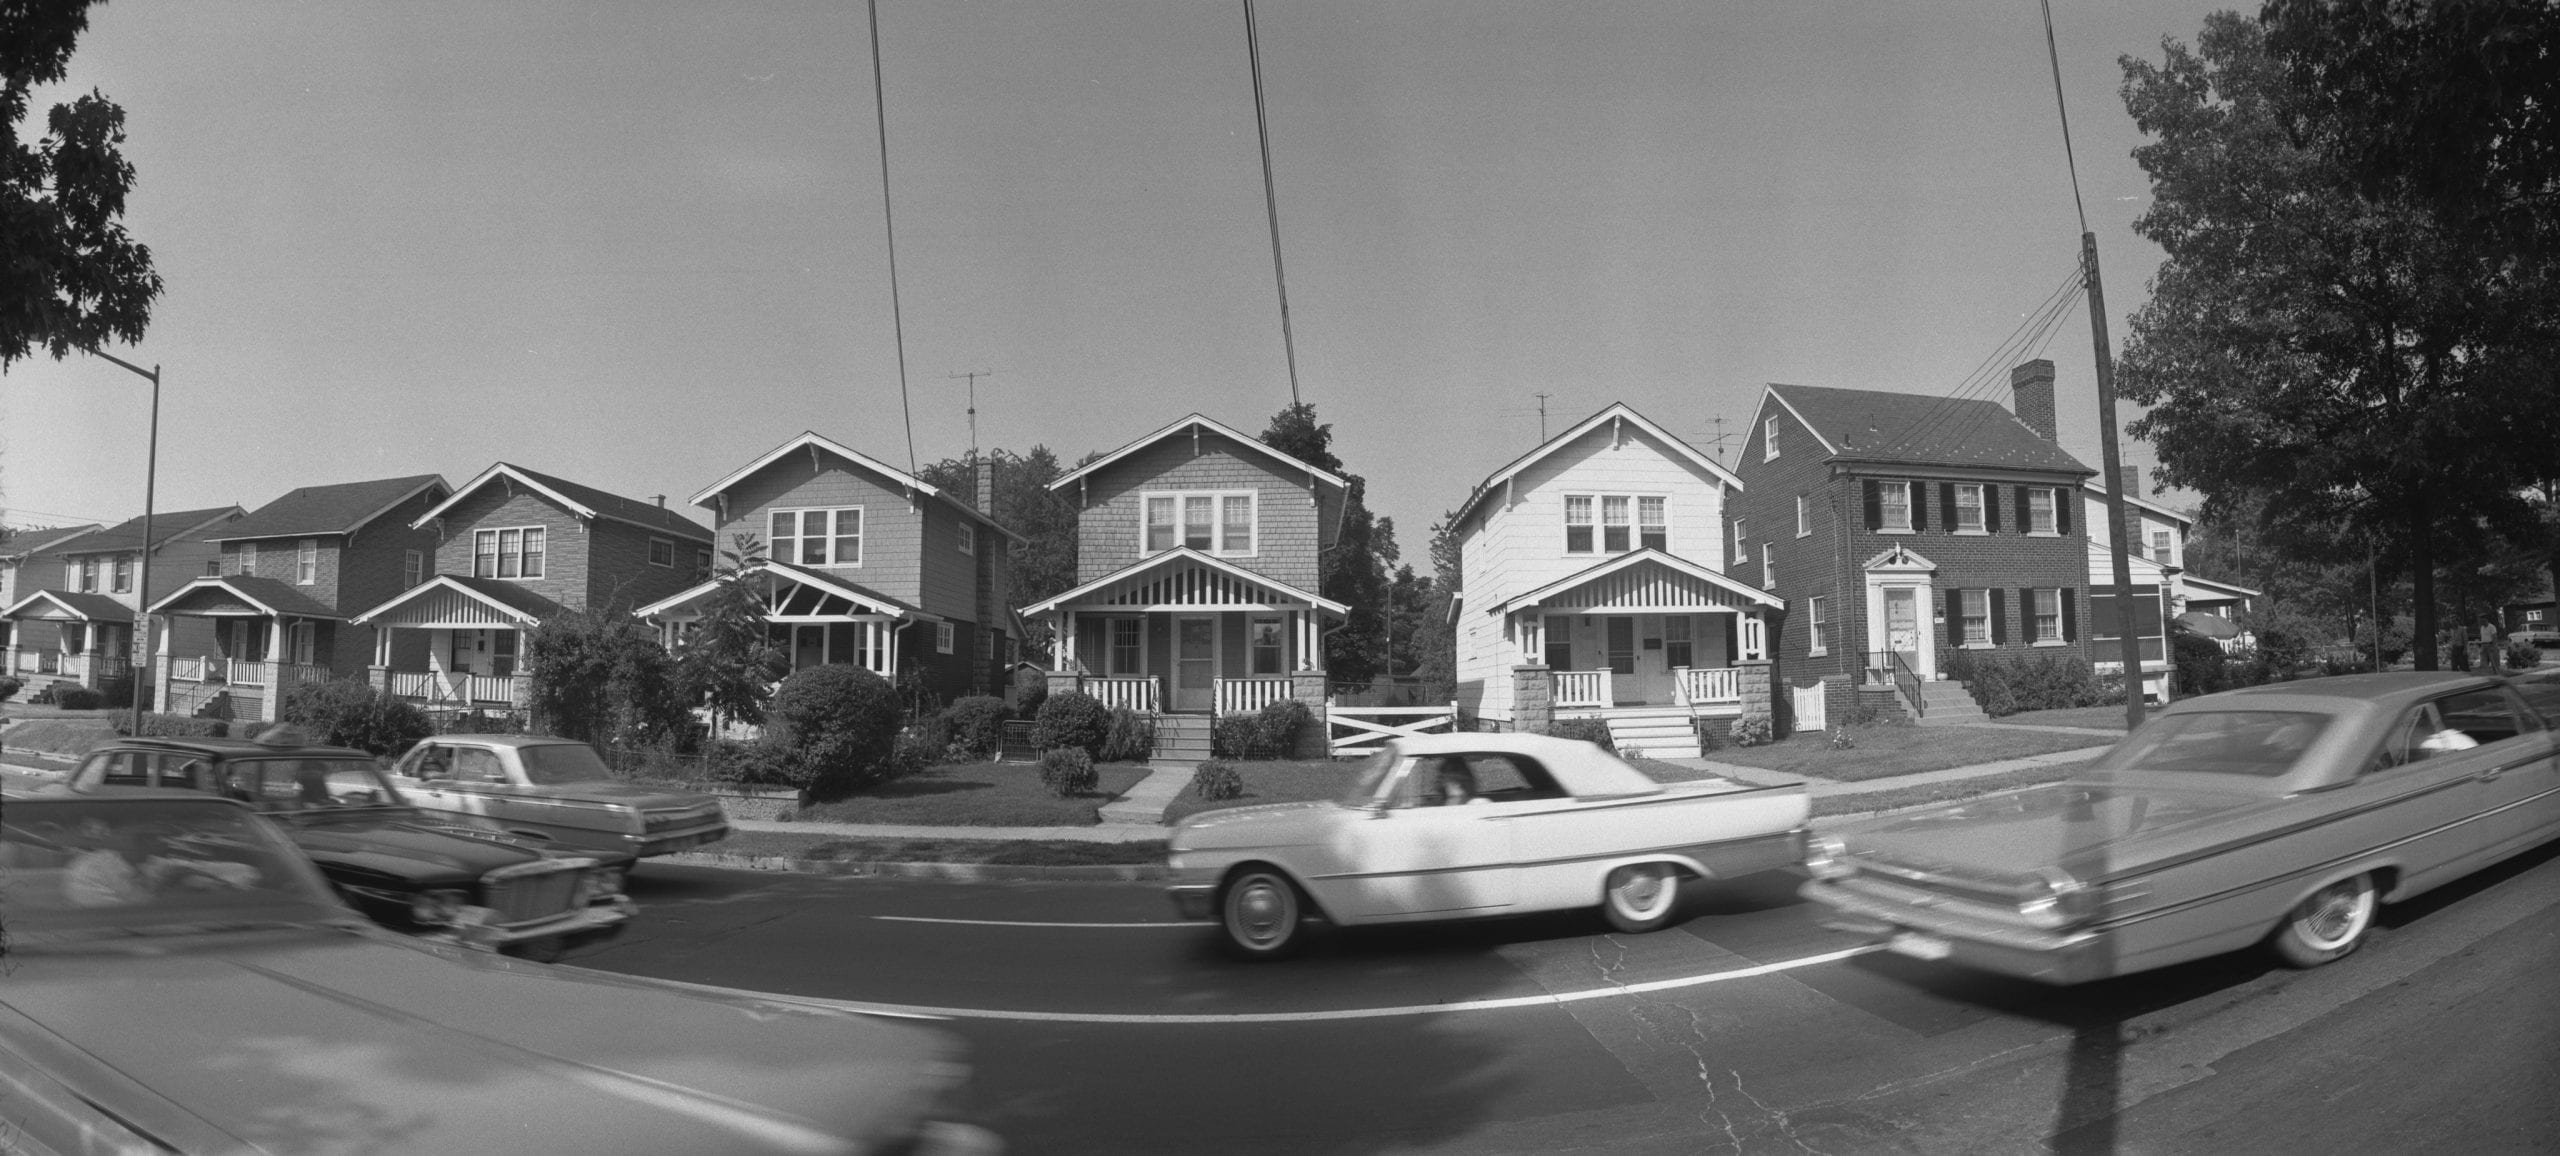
left=2016, top=486, right=2030, bottom=532
left=2061, top=589, right=2077, bottom=641
left=1939, top=483, right=1957, bottom=529
left=1863, top=480, right=1880, bottom=531
left=1945, top=589, right=1960, bottom=649
left=1985, top=485, right=2002, bottom=532
left=2058, top=488, right=2073, bottom=535
left=2019, top=587, right=2035, bottom=641
left=1990, top=588, right=2007, bottom=645
left=1911, top=482, right=1929, bottom=531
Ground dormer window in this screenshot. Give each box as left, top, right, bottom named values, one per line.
left=1145, top=492, right=1255, bottom=557
left=1763, top=415, right=1779, bottom=461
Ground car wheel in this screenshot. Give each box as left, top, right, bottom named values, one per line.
left=1601, top=863, right=1682, bottom=933
left=1221, top=869, right=1305, bottom=960
left=2271, top=873, right=2377, bottom=968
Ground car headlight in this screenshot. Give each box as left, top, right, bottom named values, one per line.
left=1803, top=834, right=1854, bottom=881
left=2018, top=869, right=2094, bottom=930
left=586, top=866, right=622, bottom=899
left=410, top=889, right=469, bottom=926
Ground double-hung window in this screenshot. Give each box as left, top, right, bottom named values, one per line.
left=77, top=557, right=99, bottom=592
left=1763, top=415, right=1779, bottom=461
left=771, top=508, right=860, bottom=566
left=1638, top=497, right=1667, bottom=551
left=1601, top=497, right=1632, bottom=552
left=1808, top=596, right=1829, bottom=654
left=957, top=523, right=975, bottom=556
left=1110, top=618, right=1143, bottom=674
left=2033, top=588, right=2063, bottom=642
left=935, top=622, right=954, bottom=654
left=1664, top=617, right=1693, bottom=668
left=112, top=556, right=132, bottom=594
left=403, top=550, right=424, bottom=587
left=1795, top=495, right=1809, bottom=537
left=2152, top=529, right=2174, bottom=565
left=1143, top=492, right=1255, bottom=557
left=1249, top=616, right=1285, bottom=675
left=1960, top=589, right=1991, bottom=645
left=1879, top=481, right=1912, bottom=531
left=474, top=527, right=546, bottom=579
left=648, top=538, right=675, bottom=568
left=296, top=539, right=318, bottom=585
left=1955, top=485, right=1986, bottom=533
left=2027, top=487, right=2058, bottom=534
left=1761, top=547, right=1773, bottom=589
left=1563, top=496, right=1595, bottom=553
left=236, top=542, right=257, bottom=577
left=1732, top=519, right=1749, bottom=563
left=1565, top=494, right=1663, bottom=555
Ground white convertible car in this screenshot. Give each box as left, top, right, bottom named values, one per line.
left=1166, top=733, right=1811, bottom=957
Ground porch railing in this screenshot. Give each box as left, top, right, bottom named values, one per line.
left=1673, top=666, right=1742, bottom=706
left=1084, top=675, right=1160, bottom=714
left=1552, top=669, right=1612, bottom=708
left=219, top=660, right=332, bottom=689
left=1868, top=650, right=1924, bottom=719
left=389, top=671, right=525, bottom=707
left=1215, top=677, right=1294, bottom=717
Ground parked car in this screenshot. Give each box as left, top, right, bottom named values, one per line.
left=59, top=730, right=632, bottom=958
left=1800, top=672, right=2560, bottom=984
left=0, top=793, right=998, bottom=1155
left=386, top=733, right=731, bottom=865
left=1165, top=732, right=1811, bottom=958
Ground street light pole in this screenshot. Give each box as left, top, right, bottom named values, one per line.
left=93, top=350, right=160, bottom=735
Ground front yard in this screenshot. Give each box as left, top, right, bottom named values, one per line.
left=1704, top=723, right=2113, bottom=782
left=1977, top=705, right=2136, bottom=730
left=777, top=761, right=1154, bottom=827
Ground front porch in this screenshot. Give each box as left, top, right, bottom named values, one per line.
left=2, top=590, right=138, bottom=690
left=349, top=575, right=552, bottom=718
left=1548, top=664, right=1751, bottom=716
left=637, top=558, right=927, bottom=687
left=1495, top=551, right=1780, bottom=718
left=149, top=577, right=350, bottom=721
left=1024, top=548, right=1346, bottom=720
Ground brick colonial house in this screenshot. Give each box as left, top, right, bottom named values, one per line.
left=149, top=475, right=450, bottom=722
left=1021, top=413, right=1347, bottom=758
left=635, top=431, right=1022, bottom=706
left=3, top=507, right=242, bottom=696
left=1730, top=361, right=2096, bottom=725
left=1446, top=403, right=1781, bottom=757
left=349, top=463, right=711, bottom=715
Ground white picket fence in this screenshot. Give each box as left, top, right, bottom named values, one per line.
left=1327, top=701, right=1460, bottom=757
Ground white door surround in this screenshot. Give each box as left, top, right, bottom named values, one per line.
left=1863, top=545, right=1939, bottom=680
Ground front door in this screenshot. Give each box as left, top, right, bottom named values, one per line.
left=1605, top=617, right=1636, bottom=704
left=793, top=624, right=825, bottom=672
left=1883, top=588, right=1921, bottom=677
left=1174, top=615, right=1216, bottom=713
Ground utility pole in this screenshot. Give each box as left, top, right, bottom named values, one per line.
left=947, top=369, right=995, bottom=461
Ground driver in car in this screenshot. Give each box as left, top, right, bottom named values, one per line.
left=63, top=819, right=262, bottom=907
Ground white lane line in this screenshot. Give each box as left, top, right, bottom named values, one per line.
left=585, top=944, right=1887, bottom=1025
left=875, top=915, right=1200, bottom=929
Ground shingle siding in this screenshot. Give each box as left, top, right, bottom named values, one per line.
left=1071, top=432, right=1328, bottom=591
left=428, top=487, right=598, bottom=611
left=718, top=459, right=925, bottom=606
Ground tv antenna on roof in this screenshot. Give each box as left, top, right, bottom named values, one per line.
left=1534, top=392, right=1552, bottom=441
left=1699, top=415, right=1741, bottom=465
left=948, top=369, right=996, bottom=460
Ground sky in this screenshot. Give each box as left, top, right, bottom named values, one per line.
left=2, top=0, right=2235, bottom=563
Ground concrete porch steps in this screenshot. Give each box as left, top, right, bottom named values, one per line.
left=1152, top=715, right=1213, bottom=761
left=1602, top=708, right=1703, bottom=760
left=1916, top=680, right=1987, bottom=725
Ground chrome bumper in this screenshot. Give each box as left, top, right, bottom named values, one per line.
left=438, top=895, right=637, bottom=952
left=1166, top=883, right=1217, bottom=922
left=1799, top=879, right=2113, bottom=985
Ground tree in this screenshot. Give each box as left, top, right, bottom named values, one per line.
left=1406, top=511, right=1463, bottom=701
left=1260, top=403, right=1398, bottom=689
left=2, top=0, right=162, bottom=367
left=675, top=533, right=788, bottom=734
left=523, top=609, right=689, bottom=749
left=2115, top=11, right=2547, bottom=669
left=916, top=445, right=1079, bottom=658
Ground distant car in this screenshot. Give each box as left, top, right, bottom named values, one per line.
left=61, top=731, right=632, bottom=957
left=387, top=734, right=731, bottom=866
left=1801, top=672, right=2560, bottom=984
left=0, top=793, right=998, bottom=1155
left=2514, top=627, right=2560, bottom=648
left=1166, top=732, right=1811, bottom=958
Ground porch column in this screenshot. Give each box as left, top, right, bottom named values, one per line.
left=1737, top=659, right=1773, bottom=730
left=1513, top=664, right=1554, bottom=736
left=1059, top=610, right=1077, bottom=671
left=267, top=616, right=286, bottom=673
left=154, top=650, right=172, bottom=713
left=1288, top=668, right=1328, bottom=758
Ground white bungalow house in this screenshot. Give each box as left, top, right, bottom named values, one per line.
left=2083, top=468, right=2263, bottom=698
left=1448, top=403, right=1780, bottom=757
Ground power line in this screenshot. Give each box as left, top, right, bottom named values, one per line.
left=1241, top=0, right=1301, bottom=407
left=866, top=0, right=917, bottom=473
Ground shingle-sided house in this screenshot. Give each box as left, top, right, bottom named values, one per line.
left=3, top=507, right=241, bottom=695
left=1731, top=361, right=2097, bottom=725
left=0, top=523, right=100, bottom=672
left=1446, top=403, right=1780, bottom=758
left=634, top=431, right=1023, bottom=706
left=2080, top=467, right=2262, bottom=696
left=149, top=475, right=450, bottom=722
left=1020, top=414, right=1348, bottom=757
left=349, top=464, right=711, bottom=715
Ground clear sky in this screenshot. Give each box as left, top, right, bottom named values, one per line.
left=2, top=0, right=2232, bottom=562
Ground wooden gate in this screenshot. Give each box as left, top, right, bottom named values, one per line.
left=1327, top=701, right=1459, bottom=757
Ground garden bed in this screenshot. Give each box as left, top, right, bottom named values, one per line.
left=776, top=761, right=1153, bottom=827
left=1709, top=724, right=2111, bottom=782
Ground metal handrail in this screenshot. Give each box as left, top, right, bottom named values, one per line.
left=1868, top=650, right=1925, bottom=719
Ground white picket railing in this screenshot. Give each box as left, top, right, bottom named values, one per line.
left=1552, top=669, right=1612, bottom=708
left=1327, top=702, right=1460, bottom=757
left=387, top=671, right=522, bottom=706
left=1676, top=666, right=1742, bottom=705
left=1084, top=675, right=1160, bottom=714
left=171, top=656, right=212, bottom=682
left=1215, top=677, right=1294, bottom=717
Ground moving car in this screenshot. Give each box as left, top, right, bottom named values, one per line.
left=61, top=730, right=632, bottom=957
left=1800, top=672, right=2560, bottom=984
left=389, top=733, right=731, bottom=864
left=0, top=793, right=998, bottom=1155
left=1166, top=732, right=1811, bottom=958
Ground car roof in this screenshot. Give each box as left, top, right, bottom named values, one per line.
left=420, top=734, right=583, bottom=748
left=98, top=736, right=374, bottom=760
left=39, top=786, right=258, bottom=807
left=2164, top=671, right=2504, bottom=718
left=1386, top=731, right=1663, bottom=797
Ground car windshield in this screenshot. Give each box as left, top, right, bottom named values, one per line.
left=1338, top=748, right=1408, bottom=805
left=2091, top=710, right=2334, bottom=778
left=1, top=798, right=350, bottom=944
left=516, top=741, right=616, bottom=785
left=232, top=757, right=407, bottom=812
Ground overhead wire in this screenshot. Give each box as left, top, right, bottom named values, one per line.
left=866, top=0, right=918, bottom=473
left=1864, top=260, right=2085, bottom=460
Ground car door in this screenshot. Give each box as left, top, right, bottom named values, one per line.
left=2348, top=696, right=2538, bottom=898
left=1322, top=754, right=1517, bottom=919
left=2425, top=685, right=2560, bottom=873
left=440, top=746, right=532, bottom=834
left=391, top=742, right=472, bottom=819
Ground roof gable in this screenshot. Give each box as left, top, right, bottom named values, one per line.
left=211, top=475, right=448, bottom=542
left=415, top=463, right=711, bottom=542
left=1765, top=383, right=2093, bottom=475
left=689, top=431, right=1022, bottom=541
left=1, top=524, right=102, bottom=562
left=1452, top=403, right=1739, bottom=528
left=57, top=507, right=244, bottom=554
left=1050, top=414, right=1346, bottom=496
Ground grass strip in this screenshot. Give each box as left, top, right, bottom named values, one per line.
left=0, top=718, right=118, bottom=757
left=710, top=829, right=1167, bottom=865
left=1708, top=724, right=2109, bottom=781
left=781, top=762, right=1153, bottom=827
left=1812, top=766, right=2077, bottom=818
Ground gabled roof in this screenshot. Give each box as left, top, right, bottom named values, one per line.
left=0, top=523, right=102, bottom=562
left=1049, top=413, right=1348, bottom=495
left=2181, top=574, right=2262, bottom=601
left=1021, top=546, right=1347, bottom=617
left=148, top=575, right=344, bottom=619
left=348, top=574, right=559, bottom=626
left=633, top=557, right=931, bottom=622
left=1761, top=383, right=2094, bottom=475
left=3, top=589, right=134, bottom=623
left=1490, top=548, right=1784, bottom=615
left=2078, top=478, right=2191, bottom=525
left=55, top=507, right=244, bottom=554
left=688, top=431, right=1023, bottom=541
left=1450, top=403, right=1742, bottom=528
left=209, top=475, right=448, bottom=542
left=413, top=463, right=711, bottom=542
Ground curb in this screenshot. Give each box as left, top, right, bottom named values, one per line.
left=655, top=850, right=1168, bottom=882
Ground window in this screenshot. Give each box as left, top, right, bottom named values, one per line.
left=957, top=522, right=975, bottom=556
left=770, top=508, right=860, bottom=566
left=1250, top=616, right=1285, bottom=675
left=1563, top=496, right=1594, bottom=553
left=648, top=538, right=675, bottom=568
left=78, top=557, right=98, bottom=592
left=2152, top=529, right=2174, bottom=565
left=1110, top=618, right=1143, bottom=674
left=1664, top=617, right=1693, bottom=668
left=1601, top=496, right=1631, bottom=552
left=1879, top=481, right=1912, bottom=531
left=1543, top=615, right=1574, bottom=670
left=2531, top=609, right=2549, bottom=623
left=1955, top=485, right=1985, bottom=533
left=403, top=550, right=423, bottom=587
left=1960, top=589, right=1991, bottom=645
left=1809, top=596, right=1828, bottom=655
left=451, top=630, right=475, bottom=671
left=1143, top=491, right=1255, bottom=556
left=237, top=542, right=257, bottom=576
left=287, top=621, right=316, bottom=665
left=2033, top=588, right=2062, bottom=642
left=112, top=556, right=131, bottom=593
left=1732, top=519, right=1749, bottom=563
left=1761, top=547, right=1773, bottom=589
left=696, top=548, right=712, bottom=577
left=1763, top=415, right=1779, bottom=461
left=297, top=538, right=318, bottom=585
left=935, top=622, right=955, bottom=654
left=473, top=527, right=547, bottom=579
left=1638, top=497, right=1667, bottom=551
left=1796, top=495, right=1809, bottom=537
left=2027, top=487, right=2058, bottom=534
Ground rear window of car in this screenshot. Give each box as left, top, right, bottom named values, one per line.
left=2093, top=710, right=2332, bottom=777
left=516, top=742, right=615, bottom=785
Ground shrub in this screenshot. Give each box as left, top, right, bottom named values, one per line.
left=1211, top=714, right=1260, bottom=759
left=1032, top=692, right=1112, bottom=760
left=113, top=712, right=225, bottom=738
left=1099, top=706, right=1156, bottom=762
left=2170, top=626, right=2235, bottom=697
left=709, top=737, right=799, bottom=788
left=881, top=728, right=939, bottom=782
left=1545, top=717, right=1614, bottom=750
left=278, top=677, right=432, bottom=755
left=1730, top=716, right=1774, bottom=747
left=522, top=608, right=690, bottom=748
left=1943, top=652, right=2117, bottom=717
left=941, top=695, right=1011, bottom=760
left=51, top=685, right=104, bottom=711
left=906, top=712, right=954, bottom=764
left=1252, top=699, right=1313, bottom=757
left=1828, top=725, right=1855, bottom=750
left=1190, top=759, right=1243, bottom=802
left=1038, top=746, right=1098, bottom=797
left=2504, top=639, right=2542, bottom=671
left=766, top=664, right=907, bottom=803
left=0, top=675, right=18, bottom=702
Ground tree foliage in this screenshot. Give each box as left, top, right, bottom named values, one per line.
left=1261, top=403, right=1398, bottom=689
left=675, top=533, right=789, bottom=732
left=917, top=446, right=1078, bottom=661
left=523, top=609, right=690, bottom=748
left=2, top=0, right=162, bottom=367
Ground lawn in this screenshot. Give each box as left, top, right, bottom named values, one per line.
left=0, top=717, right=118, bottom=757
left=1810, top=765, right=2079, bottom=818
left=710, top=830, right=1167, bottom=866
left=1979, top=705, right=2136, bottom=730
left=778, top=761, right=1153, bottom=827
left=1708, top=723, right=2111, bottom=782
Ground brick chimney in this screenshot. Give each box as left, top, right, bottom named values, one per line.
left=2010, top=360, right=2057, bottom=441
left=974, top=456, right=994, bottom=518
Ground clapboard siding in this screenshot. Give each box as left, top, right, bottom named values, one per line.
left=716, top=460, right=926, bottom=606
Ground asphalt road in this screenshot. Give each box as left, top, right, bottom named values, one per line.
left=569, top=840, right=2560, bottom=1155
